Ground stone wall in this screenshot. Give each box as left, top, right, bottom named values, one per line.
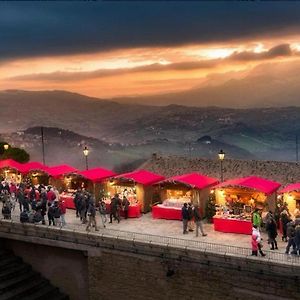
left=0, top=221, right=299, bottom=300
left=139, top=155, right=300, bottom=185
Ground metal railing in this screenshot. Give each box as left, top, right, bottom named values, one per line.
left=1, top=214, right=299, bottom=266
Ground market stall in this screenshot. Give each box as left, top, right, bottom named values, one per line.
left=0, top=159, right=23, bottom=183
left=152, top=173, right=219, bottom=220
left=21, top=161, right=50, bottom=186
left=109, top=169, right=165, bottom=214
left=278, top=183, right=300, bottom=218
left=213, top=176, right=281, bottom=234
left=48, top=164, right=79, bottom=209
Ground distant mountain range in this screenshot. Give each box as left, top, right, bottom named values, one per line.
left=0, top=89, right=300, bottom=166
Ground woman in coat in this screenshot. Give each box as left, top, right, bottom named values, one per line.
left=266, top=215, right=278, bottom=250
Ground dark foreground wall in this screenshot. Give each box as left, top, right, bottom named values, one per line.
left=2, top=239, right=88, bottom=300
left=0, top=222, right=299, bottom=300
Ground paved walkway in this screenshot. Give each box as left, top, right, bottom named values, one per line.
left=30, top=209, right=290, bottom=252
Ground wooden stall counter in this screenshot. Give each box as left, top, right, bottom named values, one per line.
left=213, top=216, right=252, bottom=235
left=60, top=193, right=75, bottom=209
left=152, top=204, right=182, bottom=220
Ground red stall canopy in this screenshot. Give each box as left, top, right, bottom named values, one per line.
left=279, top=183, right=300, bottom=194
left=0, top=159, right=23, bottom=172
left=215, top=176, right=281, bottom=195
left=116, top=169, right=165, bottom=185
left=158, top=173, right=219, bottom=190
left=20, top=161, right=49, bottom=174
left=47, top=164, right=78, bottom=178
left=79, top=167, right=116, bottom=183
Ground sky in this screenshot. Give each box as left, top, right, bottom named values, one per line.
left=2, top=2, right=300, bottom=101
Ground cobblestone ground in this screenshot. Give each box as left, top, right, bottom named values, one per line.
left=8, top=207, right=290, bottom=253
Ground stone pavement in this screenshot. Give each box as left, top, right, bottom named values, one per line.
left=61, top=209, right=288, bottom=252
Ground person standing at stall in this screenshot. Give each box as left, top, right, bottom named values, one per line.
left=266, top=213, right=278, bottom=250
left=109, top=194, right=121, bottom=223
left=122, top=195, right=130, bottom=219
left=193, top=204, right=207, bottom=237
left=187, top=202, right=194, bottom=232
left=182, top=203, right=189, bottom=234
left=73, top=188, right=82, bottom=218
left=59, top=199, right=67, bottom=227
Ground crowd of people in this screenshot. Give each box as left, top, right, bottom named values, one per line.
left=251, top=208, right=300, bottom=256
left=1, top=180, right=300, bottom=257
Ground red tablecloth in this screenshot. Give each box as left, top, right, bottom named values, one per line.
left=105, top=203, right=141, bottom=218
left=152, top=205, right=182, bottom=220
left=60, top=194, right=75, bottom=209
left=213, top=216, right=252, bottom=235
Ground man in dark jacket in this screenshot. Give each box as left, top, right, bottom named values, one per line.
left=285, top=220, right=296, bottom=254
left=86, top=201, right=98, bottom=232
left=193, top=204, right=207, bottom=237
left=38, top=188, right=48, bottom=225
left=73, top=188, right=82, bottom=218
left=182, top=203, right=189, bottom=234
left=122, top=196, right=130, bottom=219
left=109, top=194, right=121, bottom=223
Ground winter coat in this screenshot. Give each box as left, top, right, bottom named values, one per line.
left=193, top=207, right=202, bottom=222
left=251, top=235, right=258, bottom=251
left=266, top=219, right=278, bottom=240
left=252, top=212, right=262, bottom=227
left=181, top=206, right=189, bottom=220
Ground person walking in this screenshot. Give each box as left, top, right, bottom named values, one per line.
left=187, top=203, right=195, bottom=232
left=47, top=202, right=55, bottom=226
left=59, top=199, right=67, bottom=227
left=109, top=194, right=121, bottom=223
left=280, top=209, right=290, bottom=242
left=285, top=220, right=296, bottom=254
left=53, top=200, right=61, bottom=227
left=295, top=215, right=300, bottom=255
left=193, top=204, right=207, bottom=237
left=266, top=213, right=278, bottom=250
left=86, top=201, right=99, bottom=232
left=252, top=209, right=262, bottom=228
left=99, top=199, right=107, bottom=228
left=252, top=225, right=266, bottom=256
left=73, top=188, right=82, bottom=218
left=181, top=203, right=189, bottom=234
left=122, top=195, right=130, bottom=219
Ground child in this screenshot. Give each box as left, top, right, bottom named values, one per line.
left=251, top=234, right=258, bottom=256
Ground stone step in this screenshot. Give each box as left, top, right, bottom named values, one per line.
left=0, top=277, right=48, bottom=300
left=0, top=255, right=21, bottom=269
left=0, top=263, right=31, bottom=281
left=0, top=270, right=39, bottom=293
left=21, top=284, right=59, bottom=300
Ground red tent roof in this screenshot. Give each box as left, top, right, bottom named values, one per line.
left=158, top=173, right=219, bottom=190
left=79, top=168, right=116, bottom=182
left=0, top=159, right=23, bottom=172
left=215, top=176, right=281, bottom=195
left=116, top=169, right=165, bottom=185
left=279, top=183, right=300, bottom=194
left=20, top=161, right=49, bottom=174
left=47, top=164, right=78, bottom=178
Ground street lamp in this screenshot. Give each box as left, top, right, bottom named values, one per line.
left=218, top=149, right=225, bottom=182
left=83, top=146, right=89, bottom=170
left=3, top=144, right=9, bottom=150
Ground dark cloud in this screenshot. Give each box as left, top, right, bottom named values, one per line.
left=230, top=44, right=293, bottom=61
left=8, top=60, right=219, bottom=82
left=1, top=2, right=300, bottom=60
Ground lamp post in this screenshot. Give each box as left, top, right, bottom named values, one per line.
left=218, top=149, right=225, bottom=182
left=83, top=146, right=89, bottom=170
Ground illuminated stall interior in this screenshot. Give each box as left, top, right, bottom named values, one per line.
left=79, top=167, right=116, bottom=201
left=22, top=161, right=50, bottom=186
left=0, top=159, right=23, bottom=183
left=48, top=164, right=79, bottom=192
left=279, top=183, right=300, bottom=218
left=157, top=173, right=219, bottom=213
left=109, top=170, right=165, bottom=213
left=215, top=176, right=281, bottom=219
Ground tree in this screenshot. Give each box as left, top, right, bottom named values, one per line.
left=205, top=192, right=216, bottom=223
left=2, top=146, right=30, bottom=163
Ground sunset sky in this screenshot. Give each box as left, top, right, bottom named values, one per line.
left=2, top=2, right=300, bottom=101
